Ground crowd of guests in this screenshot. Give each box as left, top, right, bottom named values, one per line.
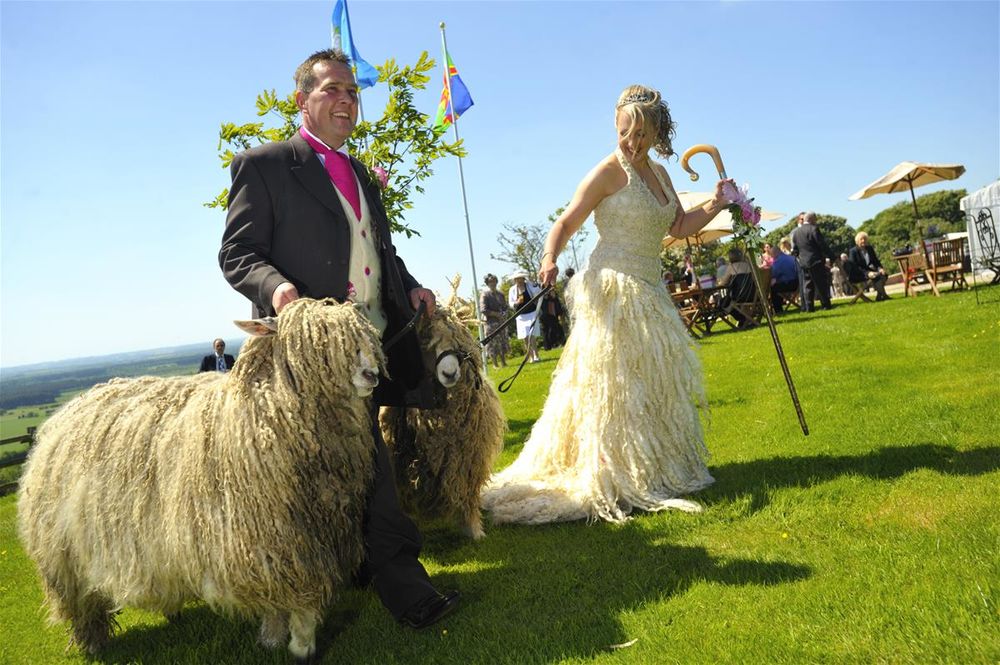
left=480, top=269, right=571, bottom=369
left=662, top=212, right=893, bottom=325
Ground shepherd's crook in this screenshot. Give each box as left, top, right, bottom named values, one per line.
left=680, top=144, right=810, bottom=436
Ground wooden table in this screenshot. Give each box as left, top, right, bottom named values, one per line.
left=671, top=286, right=733, bottom=336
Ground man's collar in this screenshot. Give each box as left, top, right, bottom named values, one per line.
left=301, top=126, right=350, bottom=157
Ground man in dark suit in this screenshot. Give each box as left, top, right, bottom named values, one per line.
left=848, top=231, right=890, bottom=301
left=198, top=338, right=235, bottom=373
left=219, top=49, right=458, bottom=632
left=791, top=211, right=835, bottom=311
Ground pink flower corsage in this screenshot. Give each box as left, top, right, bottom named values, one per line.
left=721, top=181, right=764, bottom=252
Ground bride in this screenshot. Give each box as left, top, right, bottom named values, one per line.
left=481, top=85, right=732, bottom=524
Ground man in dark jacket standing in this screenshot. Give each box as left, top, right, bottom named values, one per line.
left=219, top=49, right=458, bottom=634
left=791, top=211, right=835, bottom=311
left=198, top=338, right=235, bottom=373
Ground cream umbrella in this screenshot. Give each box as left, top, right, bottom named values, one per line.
left=662, top=192, right=784, bottom=249
left=848, top=161, right=965, bottom=221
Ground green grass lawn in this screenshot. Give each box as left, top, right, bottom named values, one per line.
left=1, top=289, right=998, bottom=664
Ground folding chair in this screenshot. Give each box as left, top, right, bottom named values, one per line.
left=774, top=287, right=800, bottom=312
left=723, top=268, right=768, bottom=329
left=848, top=281, right=873, bottom=304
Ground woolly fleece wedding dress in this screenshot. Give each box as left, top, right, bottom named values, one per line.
left=481, top=149, right=715, bottom=524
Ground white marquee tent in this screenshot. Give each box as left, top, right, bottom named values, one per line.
left=959, top=179, right=1000, bottom=268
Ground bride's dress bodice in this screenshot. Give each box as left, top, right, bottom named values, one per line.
left=588, top=149, right=679, bottom=284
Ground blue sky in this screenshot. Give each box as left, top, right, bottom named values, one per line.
left=2, top=1, right=997, bottom=367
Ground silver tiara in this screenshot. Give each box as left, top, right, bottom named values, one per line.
left=619, top=92, right=654, bottom=106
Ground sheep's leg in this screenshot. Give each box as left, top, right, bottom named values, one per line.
left=41, top=569, right=114, bottom=654
left=287, top=610, right=319, bottom=664
left=258, top=611, right=290, bottom=649
left=162, top=601, right=184, bottom=623
left=463, top=506, right=486, bottom=540
left=68, top=590, right=115, bottom=654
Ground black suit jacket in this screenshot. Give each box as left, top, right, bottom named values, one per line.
left=791, top=224, right=834, bottom=268
left=220, top=134, right=425, bottom=403
left=200, top=353, right=235, bottom=372
left=849, top=245, right=883, bottom=275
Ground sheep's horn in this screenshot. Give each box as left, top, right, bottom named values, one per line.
left=680, top=144, right=727, bottom=182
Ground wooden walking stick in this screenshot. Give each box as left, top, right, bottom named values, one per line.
left=680, top=144, right=810, bottom=435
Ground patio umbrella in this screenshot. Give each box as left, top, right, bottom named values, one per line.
left=848, top=161, right=965, bottom=221
left=662, top=192, right=784, bottom=249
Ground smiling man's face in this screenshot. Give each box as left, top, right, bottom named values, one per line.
left=296, top=60, right=359, bottom=148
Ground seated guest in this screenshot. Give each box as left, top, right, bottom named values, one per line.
left=781, top=235, right=808, bottom=312
left=769, top=244, right=799, bottom=312
left=719, top=248, right=756, bottom=327
left=714, top=256, right=728, bottom=284
left=848, top=232, right=890, bottom=301
left=199, top=338, right=235, bottom=373
left=759, top=242, right=775, bottom=268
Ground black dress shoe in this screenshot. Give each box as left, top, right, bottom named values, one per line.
left=399, top=590, right=460, bottom=629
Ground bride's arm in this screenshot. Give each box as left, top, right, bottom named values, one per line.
left=666, top=168, right=733, bottom=238
left=538, top=161, right=618, bottom=286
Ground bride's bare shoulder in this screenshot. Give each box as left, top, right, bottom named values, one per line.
left=582, top=153, right=627, bottom=194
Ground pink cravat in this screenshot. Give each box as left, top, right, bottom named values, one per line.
left=299, top=128, right=361, bottom=220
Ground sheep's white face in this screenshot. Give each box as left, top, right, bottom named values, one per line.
left=435, top=353, right=462, bottom=388
left=351, top=349, right=380, bottom=396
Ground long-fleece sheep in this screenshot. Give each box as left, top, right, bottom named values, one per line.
left=17, top=299, right=384, bottom=663
left=380, top=306, right=506, bottom=540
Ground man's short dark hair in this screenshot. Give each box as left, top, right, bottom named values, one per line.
left=294, top=49, right=351, bottom=94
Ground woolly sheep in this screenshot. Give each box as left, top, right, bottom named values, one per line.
left=17, top=298, right=384, bottom=663
left=380, top=306, right=506, bottom=540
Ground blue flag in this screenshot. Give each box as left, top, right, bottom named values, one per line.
left=331, top=0, right=378, bottom=89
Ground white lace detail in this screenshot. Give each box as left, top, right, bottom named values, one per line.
left=587, top=149, right=678, bottom=285
left=481, top=151, right=713, bottom=525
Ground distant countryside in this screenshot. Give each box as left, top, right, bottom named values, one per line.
left=0, top=340, right=245, bottom=485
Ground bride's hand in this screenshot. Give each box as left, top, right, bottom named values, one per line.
left=538, top=258, right=559, bottom=287
left=708, top=178, right=735, bottom=213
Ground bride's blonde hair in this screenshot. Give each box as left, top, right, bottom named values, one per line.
left=615, top=85, right=676, bottom=159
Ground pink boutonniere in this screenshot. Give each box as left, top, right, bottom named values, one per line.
left=371, top=166, right=388, bottom=189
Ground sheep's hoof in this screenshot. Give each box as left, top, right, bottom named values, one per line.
left=293, top=653, right=317, bottom=665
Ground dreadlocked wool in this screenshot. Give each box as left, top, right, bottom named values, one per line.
left=380, top=307, right=506, bottom=540
left=17, top=299, right=384, bottom=660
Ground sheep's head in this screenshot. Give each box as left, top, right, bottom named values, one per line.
left=352, top=347, right=380, bottom=396
left=235, top=298, right=386, bottom=398
left=417, top=308, right=482, bottom=390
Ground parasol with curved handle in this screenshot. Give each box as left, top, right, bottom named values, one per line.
left=681, top=144, right=728, bottom=181
left=679, top=143, right=809, bottom=436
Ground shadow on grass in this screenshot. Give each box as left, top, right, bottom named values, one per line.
left=427, top=521, right=810, bottom=661
left=96, top=597, right=366, bottom=665
left=704, top=443, right=1000, bottom=513
left=93, top=525, right=810, bottom=664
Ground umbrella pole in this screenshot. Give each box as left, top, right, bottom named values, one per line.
left=745, top=248, right=810, bottom=436
left=908, top=184, right=921, bottom=220
left=907, top=178, right=925, bottom=241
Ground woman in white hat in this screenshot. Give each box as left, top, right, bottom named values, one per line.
left=483, top=84, right=732, bottom=524
left=507, top=271, right=542, bottom=363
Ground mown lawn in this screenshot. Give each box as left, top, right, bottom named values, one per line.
left=1, top=288, right=997, bottom=664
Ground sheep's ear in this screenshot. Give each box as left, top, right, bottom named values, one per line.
left=233, top=317, right=278, bottom=336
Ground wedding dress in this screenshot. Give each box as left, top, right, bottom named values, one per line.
left=481, top=149, right=714, bottom=524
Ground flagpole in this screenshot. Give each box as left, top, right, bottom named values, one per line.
left=439, top=22, right=487, bottom=365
